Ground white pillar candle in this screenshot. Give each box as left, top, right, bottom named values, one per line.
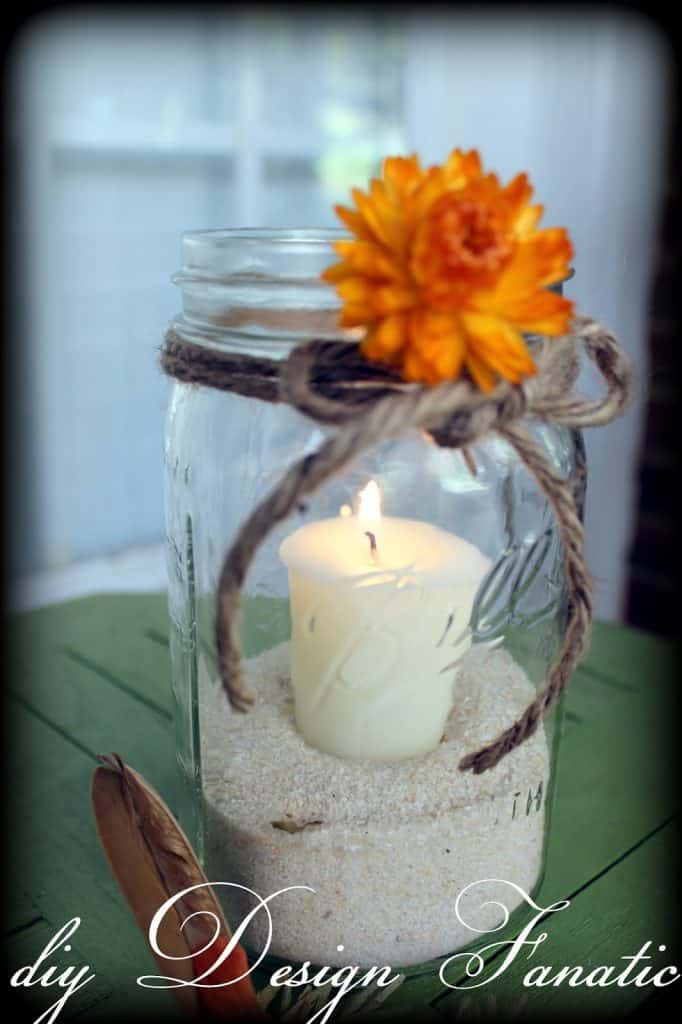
left=279, top=482, right=491, bottom=761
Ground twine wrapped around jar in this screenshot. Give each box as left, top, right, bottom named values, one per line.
left=161, top=316, right=634, bottom=774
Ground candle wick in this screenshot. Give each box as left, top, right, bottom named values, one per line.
left=364, top=530, right=378, bottom=561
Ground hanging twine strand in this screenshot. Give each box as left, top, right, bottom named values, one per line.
left=161, top=316, right=634, bottom=774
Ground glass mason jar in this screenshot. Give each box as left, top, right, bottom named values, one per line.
left=164, top=229, right=583, bottom=972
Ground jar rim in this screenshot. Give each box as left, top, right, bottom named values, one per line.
left=181, top=227, right=350, bottom=244
left=175, top=227, right=352, bottom=286
left=173, top=228, right=356, bottom=347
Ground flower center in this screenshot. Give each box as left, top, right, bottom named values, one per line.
left=450, top=201, right=507, bottom=267
left=410, top=193, right=515, bottom=306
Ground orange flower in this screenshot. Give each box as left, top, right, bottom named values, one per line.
left=322, top=150, right=574, bottom=390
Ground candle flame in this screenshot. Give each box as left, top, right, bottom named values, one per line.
left=357, top=480, right=382, bottom=524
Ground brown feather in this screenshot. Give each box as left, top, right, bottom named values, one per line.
left=91, top=753, right=265, bottom=1019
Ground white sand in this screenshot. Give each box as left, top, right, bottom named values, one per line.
left=201, top=643, right=549, bottom=968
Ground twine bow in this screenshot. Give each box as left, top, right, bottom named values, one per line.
left=161, top=316, right=634, bottom=774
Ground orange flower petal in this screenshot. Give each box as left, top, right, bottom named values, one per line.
left=403, top=345, right=440, bottom=386
left=369, top=178, right=412, bottom=254
left=515, top=203, right=544, bottom=237
left=333, top=240, right=406, bottom=282
left=486, top=290, right=574, bottom=336
left=339, top=304, right=376, bottom=327
left=410, top=311, right=466, bottom=380
left=500, top=173, right=534, bottom=229
left=336, top=276, right=375, bottom=304
left=465, top=351, right=497, bottom=392
left=443, top=148, right=483, bottom=189
left=503, top=171, right=533, bottom=203
left=383, top=154, right=423, bottom=200
left=362, top=313, right=409, bottom=361
left=352, top=187, right=397, bottom=249
left=495, top=228, right=573, bottom=297
left=373, top=283, right=420, bottom=315
left=469, top=339, right=535, bottom=379
left=461, top=312, right=537, bottom=381
left=320, top=261, right=354, bottom=283
left=334, top=204, right=374, bottom=242
left=406, top=166, right=448, bottom=228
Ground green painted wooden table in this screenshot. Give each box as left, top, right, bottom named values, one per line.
left=5, top=594, right=678, bottom=1022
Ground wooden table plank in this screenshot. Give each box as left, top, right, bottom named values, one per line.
left=11, top=595, right=175, bottom=717
left=6, top=702, right=183, bottom=1021
left=8, top=641, right=174, bottom=790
